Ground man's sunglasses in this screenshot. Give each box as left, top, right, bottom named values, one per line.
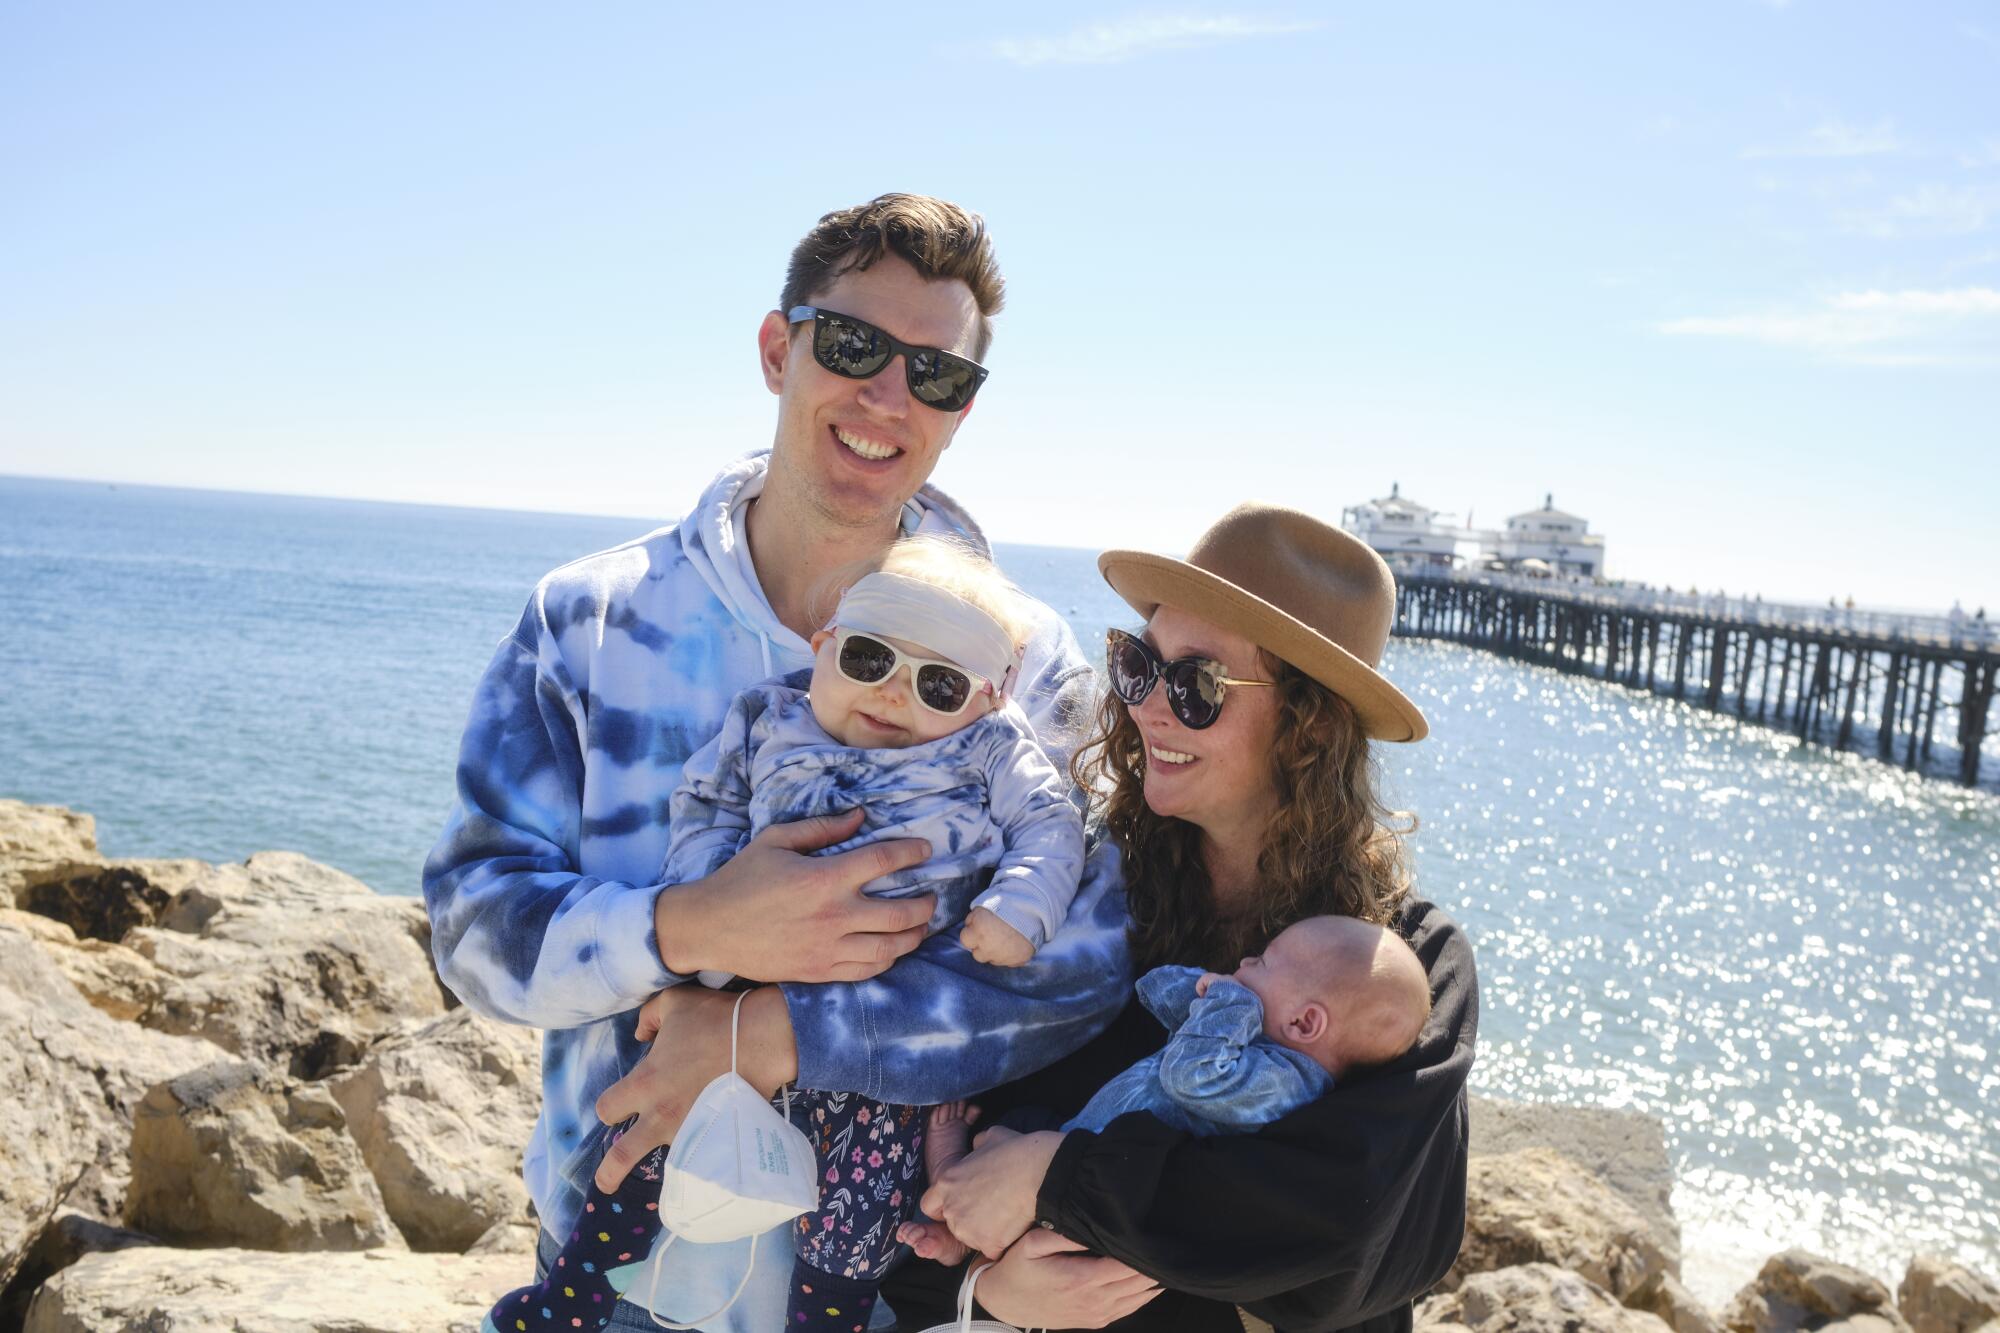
left=788, top=306, right=989, bottom=413
left=1105, top=628, right=1274, bottom=731
left=833, top=629, right=993, bottom=717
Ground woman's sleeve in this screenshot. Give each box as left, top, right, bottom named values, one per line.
left=1034, top=900, right=1479, bottom=1331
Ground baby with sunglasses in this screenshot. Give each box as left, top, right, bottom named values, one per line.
left=493, top=536, right=1085, bottom=1333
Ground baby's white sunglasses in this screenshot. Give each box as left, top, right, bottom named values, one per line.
left=831, top=628, right=997, bottom=718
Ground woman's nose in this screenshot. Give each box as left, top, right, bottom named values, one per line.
left=1132, top=680, right=1176, bottom=728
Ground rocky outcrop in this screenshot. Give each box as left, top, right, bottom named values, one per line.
left=1470, top=1096, right=1681, bottom=1272
left=1450, top=1147, right=1673, bottom=1301
left=0, top=801, right=101, bottom=914
left=1419, top=1263, right=1673, bottom=1333
left=1, top=909, right=164, bottom=1022
left=327, top=1008, right=543, bottom=1251
left=0, top=1211, right=157, bottom=1332
left=125, top=1057, right=403, bottom=1252
left=1899, top=1255, right=2000, bottom=1333
left=1630, top=1272, right=1727, bottom=1333
left=0, top=920, right=228, bottom=1290
left=1724, top=1250, right=1911, bottom=1333
left=23, top=1245, right=532, bottom=1333
left=128, top=851, right=448, bottom=1077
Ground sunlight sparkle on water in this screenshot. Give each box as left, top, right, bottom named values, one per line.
left=1381, top=640, right=2000, bottom=1305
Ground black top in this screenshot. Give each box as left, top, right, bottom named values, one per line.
left=883, top=895, right=1478, bottom=1333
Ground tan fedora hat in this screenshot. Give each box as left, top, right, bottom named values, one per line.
left=1098, top=501, right=1428, bottom=742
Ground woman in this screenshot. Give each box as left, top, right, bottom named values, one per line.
left=894, top=501, right=1479, bottom=1332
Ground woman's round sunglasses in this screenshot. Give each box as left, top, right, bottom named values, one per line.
left=789, top=306, right=989, bottom=413
left=1105, top=628, right=1274, bottom=730
left=832, top=628, right=993, bottom=717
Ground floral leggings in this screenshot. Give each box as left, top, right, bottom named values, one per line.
left=794, top=1089, right=928, bottom=1280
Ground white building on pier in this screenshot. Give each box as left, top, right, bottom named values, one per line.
left=1488, top=494, right=1606, bottom=578
left=1341, top=484, right=1460, bottom=569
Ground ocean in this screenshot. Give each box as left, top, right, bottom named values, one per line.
left=3, top=473, right=1996, bottom=1302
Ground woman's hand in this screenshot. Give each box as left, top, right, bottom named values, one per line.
left=591, top=985, right=797, bottom=1192
left=920, top=1127, right=1065, bottom=1258
left=975, top=1229, right=1163, bottom=1328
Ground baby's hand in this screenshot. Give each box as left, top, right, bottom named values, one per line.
left=962, top=908, right=1035, bottom=967
left=1194, top=971, right=1229, bottom=997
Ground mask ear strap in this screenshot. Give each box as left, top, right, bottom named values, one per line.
left=643, top=1229, right=760, bottom=1330
left=640, top=988, right=774, bottom=1331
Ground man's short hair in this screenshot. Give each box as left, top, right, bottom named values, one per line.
left=781, top=193, right=1005, bottom=361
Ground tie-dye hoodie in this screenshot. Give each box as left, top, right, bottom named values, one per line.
left=422, top=450, right=1131, bottom=1331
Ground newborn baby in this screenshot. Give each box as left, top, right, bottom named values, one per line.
left=906, top=914, right=1432, bottom=1264
left=1068, top=913, right=1432, bottom=1134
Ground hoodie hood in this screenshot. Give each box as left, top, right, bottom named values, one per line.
left=677, top=448, right=995, bottom=673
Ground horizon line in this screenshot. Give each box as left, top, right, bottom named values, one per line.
left=0, top=469, right=1110, bottom=557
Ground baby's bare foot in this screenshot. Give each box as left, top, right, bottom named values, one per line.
left=900, top=1102, right=984, bottom=1267
left=924, top=1100, right=982, bottom=1179
left=897, top=1218, right=971, bottom=1265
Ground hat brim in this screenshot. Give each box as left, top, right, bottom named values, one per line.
left=1097, top=550, right=1429, bottom=743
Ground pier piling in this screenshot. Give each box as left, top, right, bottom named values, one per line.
left=1395, top=572, right=1999, bottom=787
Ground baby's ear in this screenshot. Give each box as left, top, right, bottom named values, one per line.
left=1292, top=1002, right=1330, bottom=1045
left=810, top=630, right=833, bottom=652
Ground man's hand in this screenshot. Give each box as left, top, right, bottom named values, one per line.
left=961, top=907, right=1035, bottom=967
left=591, top=985, right=797, bottom=1193
left=921, top=1127, right=1065, bottom=1259
left=975, top=1229, right=1163, bottom=1329
left=655, top=808, right=935, bottom=982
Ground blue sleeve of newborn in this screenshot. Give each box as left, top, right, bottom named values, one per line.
left=1155, top=977, right=1335, bottom=1129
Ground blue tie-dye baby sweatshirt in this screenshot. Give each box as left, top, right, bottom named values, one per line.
left=665, top=682, right=1084, bottom=957
left=1065, top=966, right=1334, bottom=1137
left=422, top=450, right=1131, bottom=1331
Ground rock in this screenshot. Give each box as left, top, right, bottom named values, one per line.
left=24, top=1244, right=527, bottom=1332
left=128, top=852, right=447, bottom=1077
left=0, top=1209, right=157, bottom=1332
left=327, top=1008, right=542, bottom=1252
left=125, top=1057, right=403, bottom=1252
left=0, top=909, right=164, bottom=1021
left=1900, top=1255, right=2000, bottom=1333
left=1470, top=1096, right=1681, bottom=1271
left=1418, top=1263, right=1672, bottom=1333
left=0, top=801, right=100, bottom=914
left=1630, top=1272, right=1726, bottom=1333
left=1724, top=1249, right=1909, bottom=1333
left=1449, top=1147, right=1672, bottom=1301
left=19, top=862, right=179, bottom=943
left=465, top=1215, right=541, bottom=1260
left=0, top=920, right=228, bottom=1291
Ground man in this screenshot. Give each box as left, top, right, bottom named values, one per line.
left=423, top=194, right=1139, bottom=1330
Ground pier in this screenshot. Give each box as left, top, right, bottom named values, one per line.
left=1395, top=571, right=2000, bottom=787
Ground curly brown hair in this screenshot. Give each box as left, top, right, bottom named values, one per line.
left=1072, top=653, right=1415, bottom=973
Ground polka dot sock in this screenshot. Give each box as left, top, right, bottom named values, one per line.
left=787, top=1260, right=881, bottom=1333
left=485, top=1137, right=666, bottom=1331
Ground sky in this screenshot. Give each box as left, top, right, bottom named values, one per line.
left=3, top=2, right=1997, bottom=613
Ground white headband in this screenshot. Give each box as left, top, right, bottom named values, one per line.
left=830, top=572, right=1021, bottom=698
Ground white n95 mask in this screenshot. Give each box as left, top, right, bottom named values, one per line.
left=642, top=989, right=818, bottom=1330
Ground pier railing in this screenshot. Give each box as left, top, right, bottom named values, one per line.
left=1394, top=570, right=1999, bottom=787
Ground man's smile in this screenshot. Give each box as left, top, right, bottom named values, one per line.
left=833, top=425, right=904, bottom=462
